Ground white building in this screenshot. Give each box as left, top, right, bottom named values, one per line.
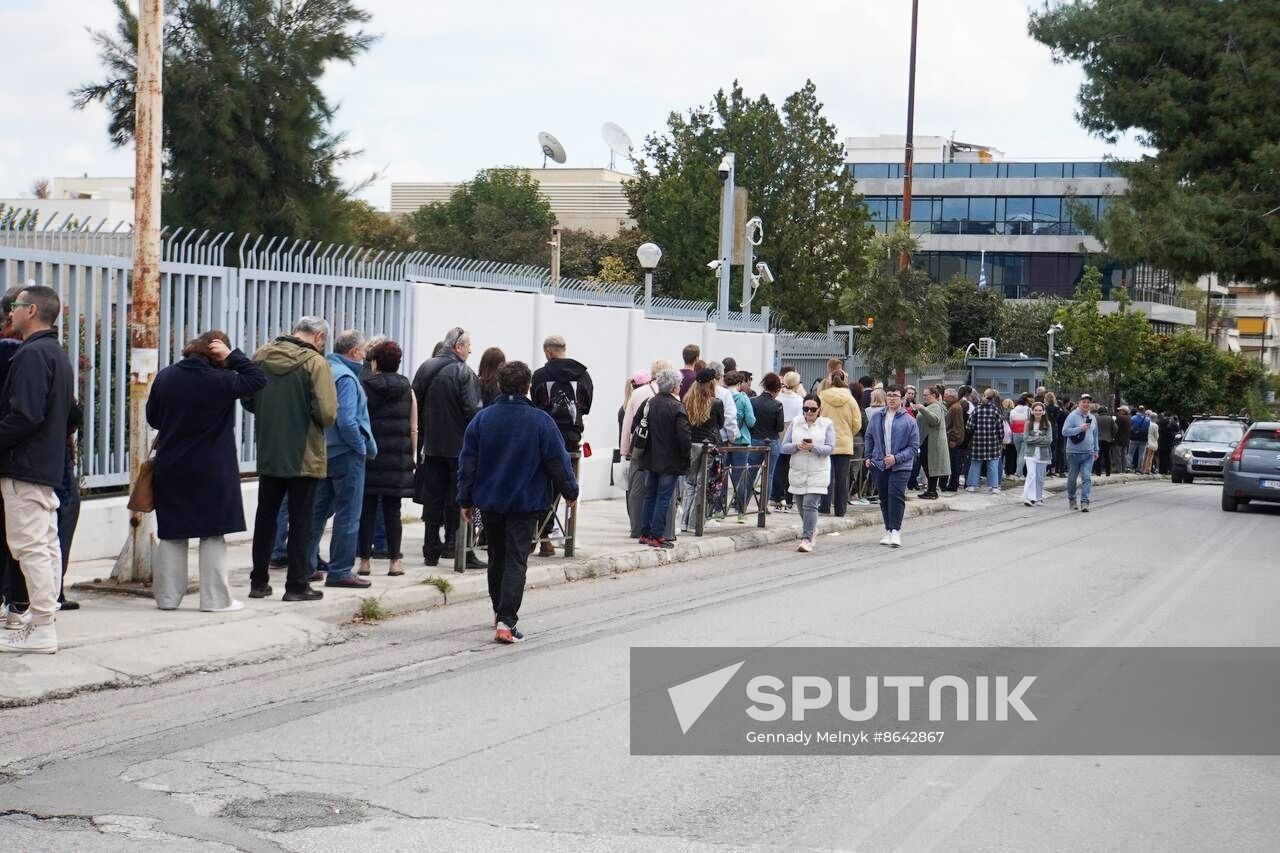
left=391, top=168, right=634, bottom=235
left=0, top=176, right=135, bottom=230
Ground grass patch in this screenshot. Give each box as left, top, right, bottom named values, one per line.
left=419, top=575, right=453, bottom=602
left=356, top=596, right=388, bottom=622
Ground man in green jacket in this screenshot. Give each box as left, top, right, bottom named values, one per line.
left=245, top=316, right=338, bottom=602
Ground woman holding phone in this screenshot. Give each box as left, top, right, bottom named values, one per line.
left=781, top=394, right=835, bottom=553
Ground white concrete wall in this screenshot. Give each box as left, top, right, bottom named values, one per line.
left=70, top=282, right=774, bottom=562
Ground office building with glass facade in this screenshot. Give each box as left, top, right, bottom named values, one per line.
left=846, top=134, right=1196, bottom=329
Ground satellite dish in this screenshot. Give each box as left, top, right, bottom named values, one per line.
left=601, top=122, right=633, bottom=170
left=538, top=131, right=567, bottom=168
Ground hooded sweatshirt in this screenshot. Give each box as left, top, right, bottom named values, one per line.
left=818, top=386, right=863, bottom=455
left=530, top=357, right=594, bottom=451
left=246, top=335, right=338, bottom=479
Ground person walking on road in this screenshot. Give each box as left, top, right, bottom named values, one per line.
left=636, top=369, right=691, bottom=548
left=147, top=331, right=267, bottom=612
left=358, top=339, right=416, bottom=578
left=781, top=394, right=835, bottom=553
left=458, top=361, right=578, bottom=644
left=0, top=286, right=75, bottom=654
left=1062, top=392, right=1100, bottom=511
left=865, top=385, right=921, bottom=548
left=245, top=317, right=338, bottom=602
left=412, top=327, right=485, bottom=569
left=1021, top=402, right=1054, bottom=506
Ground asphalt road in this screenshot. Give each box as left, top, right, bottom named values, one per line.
left=1, top=480, right=1277, bottom=852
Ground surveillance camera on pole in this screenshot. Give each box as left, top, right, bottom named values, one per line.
left=707, top=259, right=723, bottom=271
left=754, top=261, right=774, bottom=284
left=715, top=153, right=735, bottom=320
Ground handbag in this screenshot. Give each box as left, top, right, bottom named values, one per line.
left=127, top=433, right=158, bottom=513
left=629, top=398, right=652, bottom=466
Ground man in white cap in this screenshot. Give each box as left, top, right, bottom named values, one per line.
left=1060, top=392, right=1100, bottom=511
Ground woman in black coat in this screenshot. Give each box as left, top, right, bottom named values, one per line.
left=358, top=340, right=417, bottom=576
left=146, top=332, right=266, bottom=612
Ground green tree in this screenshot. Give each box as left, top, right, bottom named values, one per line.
left=998, top=297, right=1070, bottom=359
left=343, top=200, right=414, bottom=253
left=592, top=256, right=634, bottom=285
left=406, top=168, right=555, bottom=265
left=1029, top=1, right=1280, bottom=289
left=942, top=274, right=1003, bottom=350
left=1122, top=333, right=1267, bottom=419
left=841, top=228, right=948, bottom=380
left=1055, top=266, right=1151, bottom=403
left=73, top=0, right=376, bottom=242
left=626, top=80, right=871, bottom=329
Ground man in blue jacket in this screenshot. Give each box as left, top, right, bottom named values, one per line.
left=1061, top=392, right=1100, bottom=512
left=307, top=330, right=377, bottom=588
left=459, top=361, right=578, bottom=644
left=864, top=385, right=920, bottom=549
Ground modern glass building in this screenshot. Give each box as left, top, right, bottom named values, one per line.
left=846, top=135, right=1196, bottom=330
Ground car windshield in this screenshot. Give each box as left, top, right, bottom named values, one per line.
left=1182, top=423, right=1244, bottom=443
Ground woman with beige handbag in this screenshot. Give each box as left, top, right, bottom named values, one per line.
left=145, top=331, right=266, bottom=611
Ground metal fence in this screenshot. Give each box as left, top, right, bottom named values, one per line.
left=0, top=227, right=411, bottom=489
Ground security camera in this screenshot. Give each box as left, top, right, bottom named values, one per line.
left=1048, top=322, right=1064, bottom=333
left=707, top=260, right=723, bottom=271
left=717, top=154, right=734, bottom=181
left=754, top=261, right=774, bottom=284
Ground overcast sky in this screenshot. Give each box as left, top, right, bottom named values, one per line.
left=0, top=0, right=1147, bottom=209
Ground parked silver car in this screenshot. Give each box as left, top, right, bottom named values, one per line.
left=1221, top=421, right=1280, bottom=512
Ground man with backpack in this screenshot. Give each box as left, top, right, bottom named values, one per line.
left=1128, top=406, right=1151, bottom=472
left=530, top=335, right=593, bottom=557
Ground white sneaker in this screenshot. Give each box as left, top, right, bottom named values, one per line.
left=991, top=487, right=1002, bottom=494
left=797, top=539, right=813, bottom=553
left=3, top=605, right=29, bottom=631
left=879, top=531, right=893, bottom=546
left=0, top=622, right=57, bottom=654
left=202, top=600, right=245, bottom=613
left=965, top=487, right=978, bottom=493
left=889, top=530, right=902, bottom=548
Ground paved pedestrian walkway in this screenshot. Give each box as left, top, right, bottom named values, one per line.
left=1, top=473, right=1157, bottom=705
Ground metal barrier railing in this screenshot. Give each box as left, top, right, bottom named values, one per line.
left=692, top=444, right=771, bottom=537
left=453, top=452, right=580, bottom=571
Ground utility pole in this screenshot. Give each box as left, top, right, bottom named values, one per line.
left=113, top=0, right=162, bottom=584
left=716, top=154, right=735, bottom=321
left=550, top=226, right=561, bottom=287
left=894, top=0, right=920, bottom=387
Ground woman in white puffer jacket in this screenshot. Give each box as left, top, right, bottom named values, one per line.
left=781, top=394, right=836, bottom=553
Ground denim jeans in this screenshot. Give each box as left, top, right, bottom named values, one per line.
left=737, top=449, right=767, bottom=515
left=967, top=456, right=1001, bottom=490
left=641, top=472, right=680, bottom=541
left=1066, top=453, right=1093, bottom=504
left=307, top=450, right=367, bottom=580
left=799, top=492, right=821, bottom=541
left=1129, top=440, right=1144, bottom=471
left=1012, top=433, right=1027, bottom=477
left=766, top=439, right=782, bottom=502
left=876, top=467, right=911, bottom=530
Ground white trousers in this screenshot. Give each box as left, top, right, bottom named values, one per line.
left=1, top=477, right=62, bottom=626
left=1022, top=460, right=1048, bottom=503
left=154, top=536, right=232, bottom=611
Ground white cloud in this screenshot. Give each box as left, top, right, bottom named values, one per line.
left=1, top=0, right=1149, bottom=210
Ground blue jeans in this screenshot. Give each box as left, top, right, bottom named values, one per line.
left=967, top=456, right=1001, bottom=489
left=1128, top=440, right=1144, bottom=471
left=641, top=472, right=680, bottom=541
left=1066, top=453, right=1093, bottom=504
left=307, top=451, right=367, bottom=580
left=876, top=467, right=911, bottom=530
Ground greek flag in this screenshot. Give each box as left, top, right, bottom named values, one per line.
left=977, top=249, right=987, bottom=289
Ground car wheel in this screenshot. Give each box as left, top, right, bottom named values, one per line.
left=1185, top=475, right=1195, bottom=484
left=1221, top=492, right=1237, bottom=512
left=1171, top=471, right=1184, bottom=484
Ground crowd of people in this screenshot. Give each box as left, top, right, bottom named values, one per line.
left=0, top=295, right=1178, bottom=654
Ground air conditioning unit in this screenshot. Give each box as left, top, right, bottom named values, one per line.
left=978, top=337, right=997, bottom=359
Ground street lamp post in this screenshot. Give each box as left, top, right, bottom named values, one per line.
left=636, top=242, right=662, bottom=314
left=1046, top=322, right=1064, bottom=377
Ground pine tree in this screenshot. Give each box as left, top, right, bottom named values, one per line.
left=72, top=0, right=375, bottom=242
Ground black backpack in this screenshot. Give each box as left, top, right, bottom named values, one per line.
left=544, top=378, right=580, bottom=429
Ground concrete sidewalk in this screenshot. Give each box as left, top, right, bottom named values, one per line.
left=1, top=473, right=1157, bottom=705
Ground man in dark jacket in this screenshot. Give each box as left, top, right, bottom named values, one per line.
left=529, top=334, right=593, bottom=557
left=637, top=369, right=691, bottom=548
left=943, top=388, right=967, bottom=492
left=0, top=285, right=75, bottom=654
left=459, top=360, right=578, bottom=644
left=245, top=316, right=338, bottom=603
left=412, top=326, right=484, bottom=568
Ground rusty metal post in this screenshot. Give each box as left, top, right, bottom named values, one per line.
left=113, top=0, right=163, bottom=584
left=899, top=0, right=919, bottom=274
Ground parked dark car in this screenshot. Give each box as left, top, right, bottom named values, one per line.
left=1221, top=421, right=1280, bottom=512
left=1170, top=417, right=1248, bottom=483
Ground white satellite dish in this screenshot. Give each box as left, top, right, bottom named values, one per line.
left=601, top=122, right=633, bottom=170
left=539, top=131, right=567, bottom=168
